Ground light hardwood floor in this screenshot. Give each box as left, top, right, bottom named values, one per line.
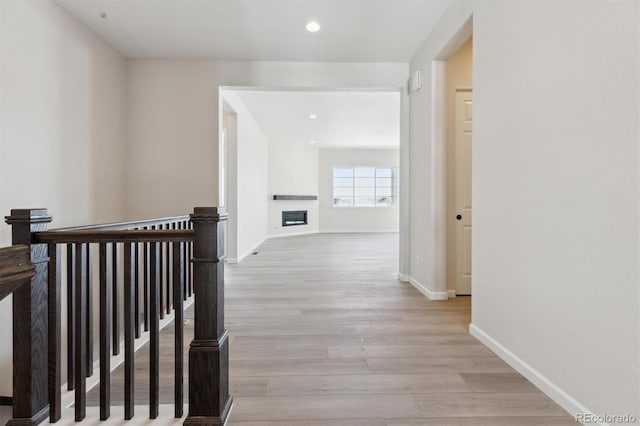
left=87, top=233, right=574, bottom=425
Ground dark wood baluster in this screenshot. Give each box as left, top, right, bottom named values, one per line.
left=99, top=243, right=111, bottom=420
left=158, top=226, right=165, bottom=320
left=143, top=228, right=149, bottom=332
left=173, top=241, right=184, bottom=418
left=186, top=222, right=192, bottom=298
left=67, top=243, right=75, bottom=390
left=48, top=244, right=61, bottom=422
left=171, top=222, right=177, bottom=310
left=124, top=243, right=135, bottom=420
left=134, top=234, right=141, bottom=339
left=190, top=221, right=195, bottom=296
left=180, top=222, right=188, bottom=301
left=85, top=244, right=93, bottom=376
left=165, top=226, right=171, bottom=315
left=75, top=244, right=87, bottom=421
left=149, top=242, right=160, bottom=419
left=112, top=243, right=120, bottom=356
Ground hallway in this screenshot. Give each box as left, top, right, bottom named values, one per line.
left=88, top=233, right=573, bottom=424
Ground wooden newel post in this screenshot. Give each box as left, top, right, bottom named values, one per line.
left=185, top=207, right=232, bottom=426
left=5, top=209, right=52, bottom=426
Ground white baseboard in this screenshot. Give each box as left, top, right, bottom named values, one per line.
left=408, top=276, right=448, bottom=300
left=447, top=289, right=456, bottom=298
left=267, top=230, right=318, bottom=239
left=319, top=229, right=399, bottom=234
left=228, top=237, right=268, bottom=264
left=397, top=273, right=409, bottom=282
left=239, top=237, right=268, bottom=263
left=469, top=324, right=600, bottom=425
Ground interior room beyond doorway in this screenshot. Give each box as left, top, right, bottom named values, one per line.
left=445, top=37, right=473, bottom=297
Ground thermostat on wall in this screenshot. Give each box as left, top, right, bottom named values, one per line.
left=411, top=70, right=423, bottom=92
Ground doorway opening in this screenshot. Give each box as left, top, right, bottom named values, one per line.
left=428, top=16, right=473, bottom=300
left=218, top=87, right=404, bottom=270
left=445, top=37, right=473, bottom=297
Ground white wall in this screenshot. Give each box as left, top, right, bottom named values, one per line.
left=0, top=0, right=127, bottom=395
left=221, top=110, right=238, bottom=260
left=268, top=139, right=319, bottom=238
left=409, top=0, right=639, bottom=420
left=221, top=91, right=269, bottom=262
left=319, top=149, right=399, bottom=233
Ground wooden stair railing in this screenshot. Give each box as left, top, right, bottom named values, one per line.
left=0, top=245, right=35, bottom=301
left=4, top=207, right=232, bottom=426
left=0, top=245, right=36, bottom=421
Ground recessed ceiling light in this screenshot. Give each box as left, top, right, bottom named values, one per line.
left=306, top=21, right=321, bottom=33
left=309, top=114, right=317, bottom=119
left=309, top=140, right=317, bottom=144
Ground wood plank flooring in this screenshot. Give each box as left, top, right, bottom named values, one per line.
left=86, top=233, right=574, bottom=425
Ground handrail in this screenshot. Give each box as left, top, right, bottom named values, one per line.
left=48, top=215, right=190, bottom=232
left=4, top=208, right=232, bottom=426
left=0, top=245, right=35, bottom=302
left=32, top=229, right=194, bottom=244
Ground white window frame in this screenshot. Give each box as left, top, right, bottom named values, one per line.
left=332, top=166, right=397, bottom=208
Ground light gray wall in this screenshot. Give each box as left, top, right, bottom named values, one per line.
left=409, top=0, right=639, bottom=418
left=318, top=149, right=399, bottom=232
left=0, top=0, right=128, bottom=394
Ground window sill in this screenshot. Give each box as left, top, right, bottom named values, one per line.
left=332, top=206, right=396, bottom=209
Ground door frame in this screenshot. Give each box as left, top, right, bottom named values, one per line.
left=218, top=85, right=409, bottom=271
left=430, top=16, right=474, bottom=299
left=221, top=106, right=238, bottom=262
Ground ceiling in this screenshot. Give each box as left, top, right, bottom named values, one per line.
left=52, top=0, right=453, bottom=61
left=229, top=90, right=400, bottom=149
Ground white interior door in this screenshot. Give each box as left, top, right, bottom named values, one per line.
left=454, top=89, right=472, bottom=295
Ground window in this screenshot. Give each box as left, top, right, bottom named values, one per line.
left=332, top=167, right=396, bottom=207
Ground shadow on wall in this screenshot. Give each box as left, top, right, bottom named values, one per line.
left=0, top=0, right=129, bottom=397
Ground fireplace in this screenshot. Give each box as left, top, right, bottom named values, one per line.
left=282, top=210, right=308, bottom=227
